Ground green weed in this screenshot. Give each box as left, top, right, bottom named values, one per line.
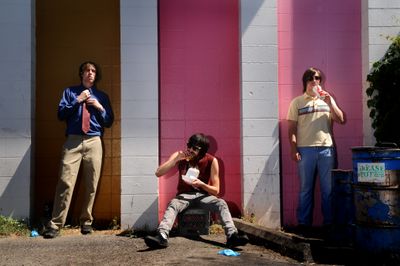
left=0, top=215, right=30, bottom=237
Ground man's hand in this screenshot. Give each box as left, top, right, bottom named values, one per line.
left=290, top=149, right=301, bottom=162
left=191, top=178, right=205, bottom=189
left=86, top=98, right=104, bottom=112
left=77, top=89, right=91, bottom=103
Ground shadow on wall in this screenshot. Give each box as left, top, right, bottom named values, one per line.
left=0, top=147, right=31, bottom=220
left=240, top=0, right=267, bottom=34
left=206, top=135, right=226, bottom=197
left=132, top=197, right=159, bottom=231
left=207, top=135, right=242, bottom=218
left=243, top=125, right=281, bottom=227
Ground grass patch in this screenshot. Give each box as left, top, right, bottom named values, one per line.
left=241, top=212, right=256, bottom=224
left=0, top=215, right=30, bottom=237
left=209, top=223, right=224, bottom=234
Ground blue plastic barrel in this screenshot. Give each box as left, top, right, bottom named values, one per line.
left=352, top=146, right=400, bottom=254
left=331, top=169, right=355, bottom=245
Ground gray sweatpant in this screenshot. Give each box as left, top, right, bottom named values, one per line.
left=158, top=192, right=238, bottom=238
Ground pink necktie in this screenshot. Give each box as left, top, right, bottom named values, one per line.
left=82, top=102, right=90, bottom=133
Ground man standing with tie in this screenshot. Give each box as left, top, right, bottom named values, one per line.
left=43, top=61, right=114, bottom=238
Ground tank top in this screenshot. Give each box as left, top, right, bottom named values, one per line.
left=177, top=153, right=215, bottom=195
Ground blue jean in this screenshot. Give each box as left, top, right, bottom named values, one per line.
left=297, top=146, right=335, bottom=225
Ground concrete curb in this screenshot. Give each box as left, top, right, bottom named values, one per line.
left=233, top=218, right=400, bottom=265
left=233, top=218, right=314, bottom=262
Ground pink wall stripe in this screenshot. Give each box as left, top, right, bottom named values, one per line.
left=158, top=0, right=242, bottom=219
left=278, top=0, right=363, bottom=226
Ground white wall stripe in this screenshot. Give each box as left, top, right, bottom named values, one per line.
left=0, top=0, right=32, bottom=219
left=120, top=0, right=159, bottom=230
left=240, top=0, right=281, bottom=228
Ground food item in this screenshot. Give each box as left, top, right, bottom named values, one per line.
left=182, top=167, right=199, bottom=184
left=184, top=150, right=195, bottom=161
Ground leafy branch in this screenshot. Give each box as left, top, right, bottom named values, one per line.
left=366, top=35, right=400, bottom=146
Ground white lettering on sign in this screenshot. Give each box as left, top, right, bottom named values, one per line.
left=357, top=162, right=386, bottom=183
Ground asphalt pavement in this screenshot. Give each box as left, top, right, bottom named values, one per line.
left=1, top=219, right=399, bottom=265
left=0, top=229, right=299, bottom=266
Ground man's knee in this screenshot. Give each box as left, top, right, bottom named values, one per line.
left=168, top=198, right=180, bottom=208
left=216, top=198, right=228, bottom=207
left=167, top=198, right=188, bottom=212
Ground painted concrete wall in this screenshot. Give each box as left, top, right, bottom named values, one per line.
left=120, top=0, right=281, bottom=230
left=0, top=0, right=33, bottom=219
left=0, top=0, right=399, bottom=230
left=278, top=0, right=363, bottom=226
left=158, top=0, right=243, bottom=218
left=120, top=0, right=159, bottom=230
left=34, top=0, right=121, bottom=226
left=240, top=0, right=281, bottom=228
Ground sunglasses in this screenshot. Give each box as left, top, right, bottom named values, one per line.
left=307, top=75, right=321, bottom=82
left=187, top=143, right=202, bottom=152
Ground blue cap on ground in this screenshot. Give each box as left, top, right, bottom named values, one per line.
left=218, top=249, right=240, bottom=256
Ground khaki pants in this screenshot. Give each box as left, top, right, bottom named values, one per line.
left=48, top=135, right=103, bottom=229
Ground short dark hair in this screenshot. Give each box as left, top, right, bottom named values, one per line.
left=187, top=133, right=209, bottom=159
left=79, top=61, right=102, bottom=84
left=302, top=67, right=322, bottom=92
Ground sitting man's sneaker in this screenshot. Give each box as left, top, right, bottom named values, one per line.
left=144, top=232, right=169, bottom=249
left=43, top=227, right=60, bottom=239
left=226, top=232, right=249, bottom=248
left=81, top=224, right=93, bottom=235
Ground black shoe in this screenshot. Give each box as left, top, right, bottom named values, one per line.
left=322, top=224, right=333, bottom=240
left=226, top=233, right=249, bottom=248
left=144, top=232, right=169, bottom=249
left=295, top=224, right=313, bottom=238
left=81, top=225, right=93, bottom=235
left=43, top=227, right=60, bottom=239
